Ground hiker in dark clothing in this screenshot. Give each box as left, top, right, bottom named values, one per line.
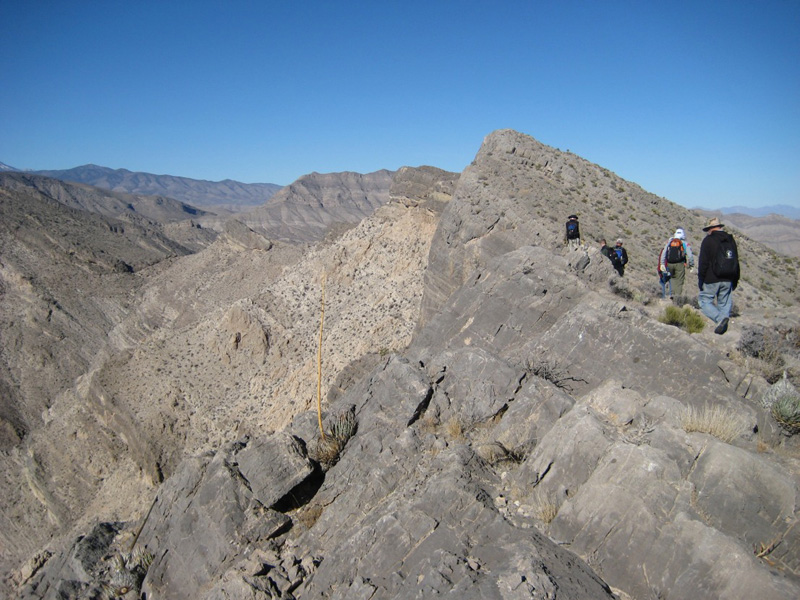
left=599, top=238, right=612, bottom=259
left=611, top=238, right=628, bottom=276
left=564, top=214, right=581, bottom=251
left=698, top=217, right=740, bottom=335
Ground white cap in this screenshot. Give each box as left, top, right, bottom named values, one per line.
left=674, top=228, right=686, bottom=240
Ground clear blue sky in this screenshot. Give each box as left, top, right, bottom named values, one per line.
left=1, top=1, right=798, bottom=210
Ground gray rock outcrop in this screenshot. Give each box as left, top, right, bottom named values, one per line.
left=6, top=130, right=800, bottom=600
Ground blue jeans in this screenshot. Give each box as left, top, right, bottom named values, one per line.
left=699, top=281, right=733, bottom=323
left=659, top=272, right=672, bottom=299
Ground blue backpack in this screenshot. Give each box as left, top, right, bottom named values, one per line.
left=566, top=220, right=580, bottom=239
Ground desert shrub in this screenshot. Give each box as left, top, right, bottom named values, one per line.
left=531, top=488, right=559, bottom=524
left=311, top=405, right=357, bottom=468
left=765, top=374, right=800, bottom=435
left=681, top=404, right=745, bottom=443
left=525, top=351, right=578, bottom=390
left=444, top=416, right=466, bottom=441
left=738, top=326, right=786, bottom=383
left=659, top=305, right=705, bottom=334
left=608, top=276, right=635, bottom=300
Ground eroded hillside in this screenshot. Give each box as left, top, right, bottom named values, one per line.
left=6, top=131, right=800, bottom=600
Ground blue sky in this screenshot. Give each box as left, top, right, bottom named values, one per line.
left=1, top=1, right=798, bottom=210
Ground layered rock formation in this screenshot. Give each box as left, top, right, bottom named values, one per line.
left=237, top=170, right=396, bottom=243
left=6, top=130, right=800, bottom=599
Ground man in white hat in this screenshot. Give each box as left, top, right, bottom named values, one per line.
left=698, top=217, right=740, bottom=335
left=661, top=227, right=694, bottom=298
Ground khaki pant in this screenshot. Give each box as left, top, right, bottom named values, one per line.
left=668, top=262, right=686, bottom=297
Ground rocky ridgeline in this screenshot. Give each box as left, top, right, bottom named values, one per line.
left=1, top=164, right=458, bottom=595
left=237, top=170, right=397, bottom=243
left=7, top=130, right=800, bottom=599
left=30, top=164, right=283, bottom=210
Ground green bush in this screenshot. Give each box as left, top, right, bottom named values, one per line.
left=659, top=305, right=705, bottom=334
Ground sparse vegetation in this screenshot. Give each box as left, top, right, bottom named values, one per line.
left=658, top=305, right=705, bottom=334
left=764, top=374, right=800, bottom=435
left=531, top=487, right=559, bottom=524
left=525, top=351, right=576, bottom=390
left=737, top=325, right=790, bottom=384
left=311, top=405, right=358, bottom=468
left=681, top=404, right=745, bottom=443
left=444, top=416, right=466, bottom=441
left=101, top=548, right=154, bottom=599
left=609, top=276, right=635, bottom=300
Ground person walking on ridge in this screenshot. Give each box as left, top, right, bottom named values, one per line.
left=662, top=228, right=694, bottom=299
left=698, top=217, right=740, bottom=335
left=599, top=238, right=612, bottom=259
left=564, top=214, right=581, bottom=251
left=612, top=238, right=628, bottom=276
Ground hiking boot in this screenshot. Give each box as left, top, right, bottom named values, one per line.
left=714, top=317, right=729, bottom=335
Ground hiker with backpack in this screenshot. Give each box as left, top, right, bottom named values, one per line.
left=661, top=228, right=694, bottom=298
left=698, top=217, right=740, bottom=335
left=611, top=238, right=628, bottom=276
left=564, top=214, right=581, bottom=251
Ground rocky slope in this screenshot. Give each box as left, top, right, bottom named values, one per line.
left=0, top=165, right=457, bottom=596
left=235, top=170, right=396, bottom=243
left=6, top=131, right=800, bottom=599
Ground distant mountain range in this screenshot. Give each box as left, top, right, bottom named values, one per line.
left=696, top=204, right=800, bottom=219
left=3, top=160, right=796, bottom=220
left=0, top=162, right=282, bottom=210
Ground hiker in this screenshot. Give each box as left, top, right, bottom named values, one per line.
left=657, top=246, right=672, bottom=299
left=564, top=214, right=581, bottom=251
left=662, top=228, right=694, bottom=298
left=611, top=238, right=628, bottom=276
left=697, top=217, right=740, bottom=335
left=601, top=238, right=623, bottom=273
left=599, top=238, right=612, bottom=259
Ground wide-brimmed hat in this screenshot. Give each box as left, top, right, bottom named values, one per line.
left=702, top=217, right=724, bottom=231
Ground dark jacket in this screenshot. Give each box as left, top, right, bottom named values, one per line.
left=565, top=220, right=580, bottom=242
left=698, top=230, right=740, bottom=288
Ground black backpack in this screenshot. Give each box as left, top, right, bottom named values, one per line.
left=666, top=238, right=685, bottom=264
left=712, top=235, right=738, bottom=278
left=566, top=220, right=580, bottom=239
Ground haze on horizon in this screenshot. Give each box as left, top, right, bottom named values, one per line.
left=1, top=1, right=798, bottom=212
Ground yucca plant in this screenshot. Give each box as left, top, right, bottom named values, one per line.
left=768, top=374, right=800, bottom=435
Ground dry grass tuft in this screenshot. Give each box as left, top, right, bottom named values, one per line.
left=444, top=416, right=466, bottom=442
left=531, top=488, right=559, bottom=524
left=681, top=404, right=745, bottom=443
left=295, top=503, right=323, bottom=530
